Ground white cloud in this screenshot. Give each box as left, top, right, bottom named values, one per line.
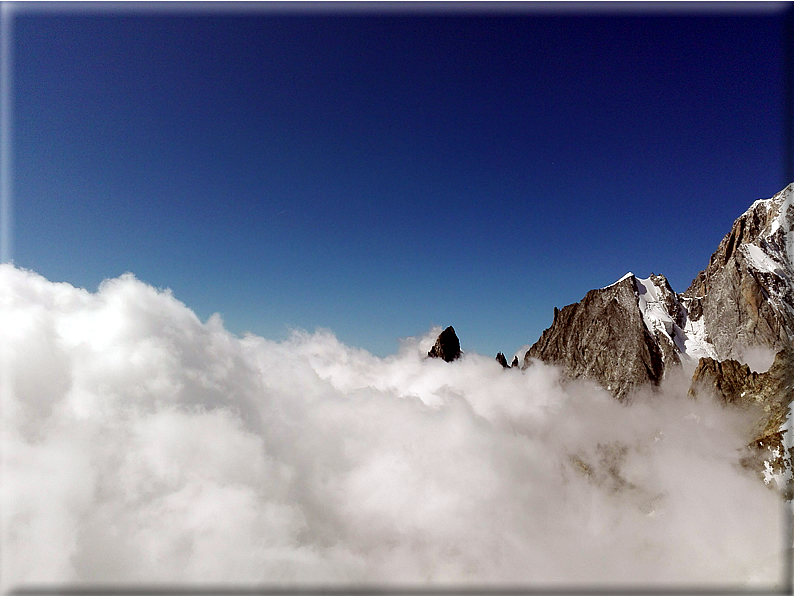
left=0, top=264, right=786, bottom=589
left=739, top=344, right=778, bottom=373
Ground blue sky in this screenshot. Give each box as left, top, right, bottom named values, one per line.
left=8, top=4, right=791, bottom=358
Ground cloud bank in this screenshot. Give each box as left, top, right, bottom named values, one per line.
left=0, top=264, right=786, bottom=589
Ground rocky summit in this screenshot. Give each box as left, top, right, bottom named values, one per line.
left=683, top=184, right=794, bottom=361
left=524, top=274, right=665, bottom=400
left=522, top=183, right=794, bottom=399
left=428, top=326, right=462, bottom=362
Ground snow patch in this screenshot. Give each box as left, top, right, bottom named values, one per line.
left=742, top=243, right=782, bottom=276
left=635, top=276, right=675, bottom=339
left=681, top=316, right=719, bottom=361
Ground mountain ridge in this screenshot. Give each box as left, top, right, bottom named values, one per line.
left=500, top=183, right=794, bottom=492
left=521, top=183, right=794, bottom=386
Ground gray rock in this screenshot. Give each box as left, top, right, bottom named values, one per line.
left=682, top=183, right=794, bottom=360
left=525, top=275, right=665, bottom=400
left=523, top=184, right=794, bottom=402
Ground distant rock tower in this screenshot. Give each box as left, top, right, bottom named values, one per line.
left=428, top=326, right=462, bottom=362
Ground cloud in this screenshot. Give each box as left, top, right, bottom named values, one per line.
left=0, top=264, right=786, bottom=588
left=738, top=345, right=778, bottom=373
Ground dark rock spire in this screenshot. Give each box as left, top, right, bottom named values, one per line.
left=428, top=326, right=462, bottom=362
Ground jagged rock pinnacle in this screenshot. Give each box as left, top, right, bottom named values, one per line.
left=428, top=326, right=462, bottom=362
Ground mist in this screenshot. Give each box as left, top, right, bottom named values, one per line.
left=0, top=264, right=786, bottom=589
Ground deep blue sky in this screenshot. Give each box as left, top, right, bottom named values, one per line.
left=9, top=4, right=791, bottom=358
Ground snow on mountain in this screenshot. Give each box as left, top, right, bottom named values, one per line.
left=519, top=184, right=794, bottom=502
left=633, top=274, right=718, bottom=364
left=601, top=271, right=634, bottom=289
left=764, top=401, right=793, bottom=491
left=681, top=183, right=794, bottom=361
left=739, top=183, right=794, bottom=322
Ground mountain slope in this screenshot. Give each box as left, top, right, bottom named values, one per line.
left=689, top=348, right=794, bottom=495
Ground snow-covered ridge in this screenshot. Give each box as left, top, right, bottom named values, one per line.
left=769, top=184, right=794, bottom=268
left=745, top=182, right=793, bottom=245
left=598, top=272, right=720, bottom=363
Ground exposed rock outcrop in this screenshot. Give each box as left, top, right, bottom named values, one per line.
left=508, top=184, right=794, bottom=493
left=428, top=326, right=461, bottom=362
left=496, top=352, right=509, bottom=368
left=688, top=357, right=763, bottom=406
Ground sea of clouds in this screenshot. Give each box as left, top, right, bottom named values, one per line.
left=0, top=264, right=787, bottom=589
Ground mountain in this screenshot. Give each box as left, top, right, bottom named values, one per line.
left=524, top=183, right=794, bottom=391
left=682, top=184, right=794, bottom=360
left=523, top=273, right=667, bottom=400
left=689, top=347, right=794, bottom=495
left=516, top=183, right=794, bottom=489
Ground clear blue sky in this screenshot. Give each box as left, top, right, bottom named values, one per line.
left=9, top=4, right=791, bottom=358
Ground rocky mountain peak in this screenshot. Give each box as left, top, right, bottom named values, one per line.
left=520, top=184, right=794, bottom=399
left=492, top=184, right=794, bottom=492
left=685, top=183, right=793, bottom=300
left=682, top=184, right=794, bottom=360
left=428, top=326, right=462, bottom=362
left=524, top=272, right=665, bottom=400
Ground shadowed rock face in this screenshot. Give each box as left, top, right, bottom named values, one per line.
left=496, top=353, right=520, bottom=368
left=428, top=326, right=461, bottom=362
left=525, top=276, right=665, bottom=400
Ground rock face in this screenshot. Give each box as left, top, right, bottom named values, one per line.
left=682, top=183, right=794, bottom=361
left=688, top=357, right=762, bottom=405
left=496, top=352, right=509, bottom=368
left=525, top=275, right=665, bottom=400
left=523, top=183, right=794, bottom=400
left=428, top=326, right=461, bottom=362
